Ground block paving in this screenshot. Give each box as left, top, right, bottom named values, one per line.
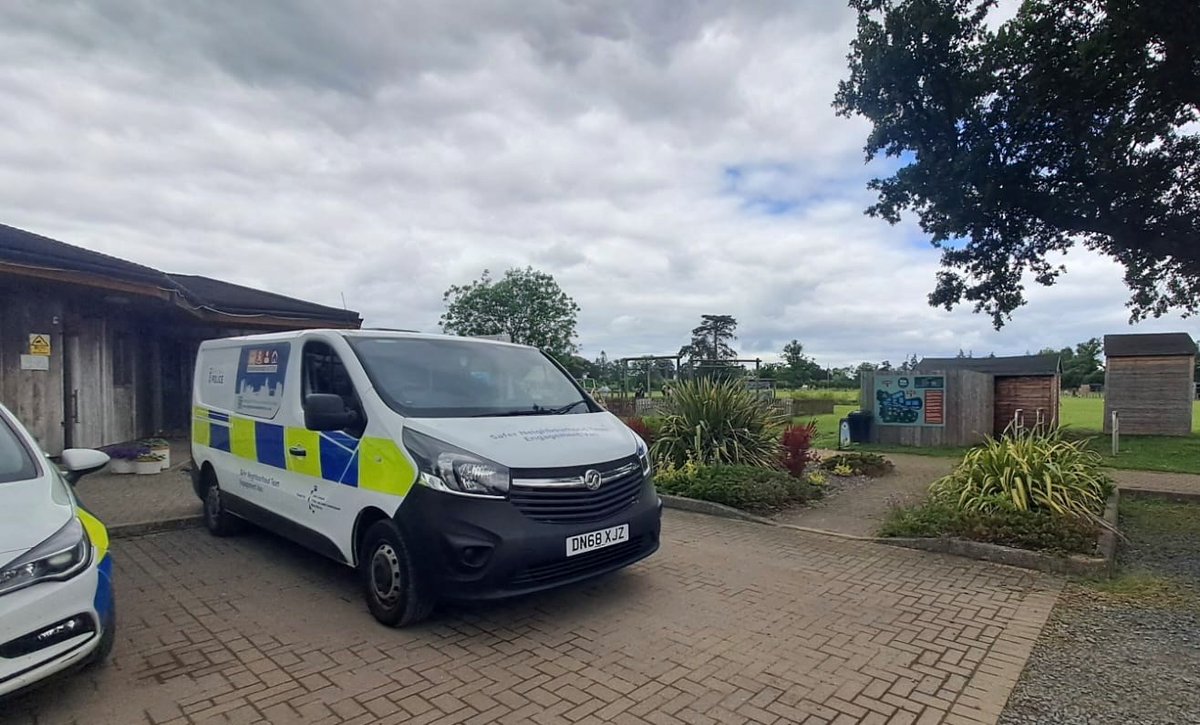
left=8, top=510, right=1061, bottom=724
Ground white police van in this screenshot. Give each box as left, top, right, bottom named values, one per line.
left=0, top=403, right=114, bottom=697
left=191, top=330, right=661, bottom=626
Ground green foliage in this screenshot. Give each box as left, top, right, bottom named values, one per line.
left=1044, top=339, right=1104, bottom=389
left=805, top=471, right=828, bottom=487
left=440, top=267, right=580, bottom=357
left=835, top=0, right=1200, bottom=326
left=879, top=501, right=1100, bottom=555
left=930, top=428, right=1112, bottom=519
left=654, top=462, right=821, bottom=513
left=652, top=378, right=784, bottom=469
left=678, top=314, right=738, bottom=372
left=820, top=452, right=894, bottom=477
left=780, top=339, right=826, bottom=387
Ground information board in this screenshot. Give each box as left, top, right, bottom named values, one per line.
left=873, top=374, right=945, bottom=427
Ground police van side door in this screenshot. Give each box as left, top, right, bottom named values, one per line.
left=283, top=336, right=367, bottom=560
left=223, top=340, right=296, bottom=519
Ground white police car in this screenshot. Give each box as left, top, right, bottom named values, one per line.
left=0, top=402, right=113, bottom=698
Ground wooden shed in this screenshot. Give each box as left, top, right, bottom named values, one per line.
left=1103, top=333, right=1196, bottom=436
left=915, top=354, right=1061, bottom=435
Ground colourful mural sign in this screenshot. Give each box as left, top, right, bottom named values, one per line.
left=873, top=374, right=945, bottom=427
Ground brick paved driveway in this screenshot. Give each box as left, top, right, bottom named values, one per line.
left=8, top=511, right=1061, bottom=725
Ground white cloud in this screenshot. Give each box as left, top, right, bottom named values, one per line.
left=0, top=0, right=1194, bottom=369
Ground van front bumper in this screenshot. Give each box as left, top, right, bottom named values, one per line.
left=396, top=481, right=662, bottom=601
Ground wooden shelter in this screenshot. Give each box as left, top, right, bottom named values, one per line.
left=914, top=354, right=1061, bottom=434
left=1103, top=333, right=1196, bottom=436
left=0, top=223, right=361, bottom=453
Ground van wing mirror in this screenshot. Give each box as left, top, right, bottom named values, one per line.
left=304, top=394, right=357, bottom=431
left=60, top=448, right=111, bottom=485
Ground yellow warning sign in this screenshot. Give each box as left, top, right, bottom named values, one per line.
left=28, top=333, right=51, bottom=356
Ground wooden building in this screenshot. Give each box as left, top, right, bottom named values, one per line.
left=1103, top=333, right=1196, bottom=436
left=859, top=368, right=994, bottom=447
left=0, top=223, right=361, bottom=454
left=915, top=355, right=1062, bottom=434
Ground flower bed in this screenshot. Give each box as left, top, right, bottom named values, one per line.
left=880, top=427, right=1117, bottom=567
left=655, top=462, right=822, bottom=514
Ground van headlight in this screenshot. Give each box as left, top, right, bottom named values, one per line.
left=403, top=428, right=510, bottom=498
left=636, top=438, right=652, bottom=478
left=0, top=517, right=91, bottom=597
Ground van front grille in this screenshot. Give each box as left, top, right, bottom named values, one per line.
left=509, top=458, right=645, bottom=524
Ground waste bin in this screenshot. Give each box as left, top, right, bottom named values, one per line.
left=846, top=410, right=873, bottom=443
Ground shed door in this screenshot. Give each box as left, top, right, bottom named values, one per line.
left=994, top=376, right=1055, bottom=434
left=66, top=320, right=106, bottom=449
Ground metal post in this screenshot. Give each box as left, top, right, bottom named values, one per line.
left=1111, top=411, right=1120, bottom=455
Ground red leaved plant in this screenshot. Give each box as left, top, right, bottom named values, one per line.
left=780, top=421, right=817, bottom=477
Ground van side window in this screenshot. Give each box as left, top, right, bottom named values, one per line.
left=302, top=341, right=366, bottom=438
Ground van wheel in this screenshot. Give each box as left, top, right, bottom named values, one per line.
left=360, top=520, right=434, bottom=627
left=203, top=480, right=241, bottom=537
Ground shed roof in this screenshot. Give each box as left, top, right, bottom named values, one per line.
left=914, top=354, right=1061, bottom=376
left=0, top=222, right=361, bottom=327
left=169, top=274, right=359, bottom=325
left=1104, top=333, right=1196, bottom=358
left=0, top=223, right=169, bottom=287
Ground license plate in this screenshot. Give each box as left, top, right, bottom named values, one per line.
left=566, top=524, right=629, bottom=557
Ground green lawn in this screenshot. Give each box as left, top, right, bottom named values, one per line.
left=799, top=396, right=1200, bottom=474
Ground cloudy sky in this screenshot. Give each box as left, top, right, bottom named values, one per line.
left=0, top=1, right=1194, bottom=367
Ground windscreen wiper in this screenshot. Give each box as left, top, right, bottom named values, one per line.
left=473, top=400, right=589, bottom=417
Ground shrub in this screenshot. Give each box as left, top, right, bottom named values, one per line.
left=651, top=378, right=784, bottom=469
left=654, top=463, right=821, bottom=512
left=780, top=421, right=817, bottom=477
left=820, top=452, right=893, bottom=477
left=879, top=501, right=1100, bottom=554
left=622, top=416, right=658, bottom=446
left=805, top=471, right=828, bottom=487
left=929, top=428, right=1112, bottom=519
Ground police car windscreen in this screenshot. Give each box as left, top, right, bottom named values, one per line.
left=0, top=413, right=39, bottom=484
left=347, top=337, right=587, bottom=418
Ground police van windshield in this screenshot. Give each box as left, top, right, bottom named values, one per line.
left=347, top=337, right=593, bottom=419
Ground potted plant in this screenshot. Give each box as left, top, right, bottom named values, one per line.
left=105, top=446, right=139, bottom=475
left=135, top=451, right=165, bottom=475
left=140, top=437, right=171, bottom=470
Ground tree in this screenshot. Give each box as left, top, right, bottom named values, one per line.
left=440, top=267, right=580, bottom=357
left=678, top=315, right=738, bottom=370
left=1062, top=337, right=1103, bottom=389
left=779, top=339, right=825, bottom=387
left=835, top=1, right=1200, bottom=327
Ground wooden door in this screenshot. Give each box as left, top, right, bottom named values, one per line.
left=66, top=319, right=106, bottom=448
left=993, top=376, right=1054, bottom=435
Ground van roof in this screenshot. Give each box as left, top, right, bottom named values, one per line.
left=197, top=329, right=529, bottom=349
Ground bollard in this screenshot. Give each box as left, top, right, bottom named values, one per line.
left=1111, top=411, right=1120, bottom=455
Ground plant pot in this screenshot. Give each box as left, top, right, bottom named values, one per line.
left=135, top=460, right=161, bottom=475
left=151, top=447, right=171, bottom=470
left=110, top=458, right=135, bottom=475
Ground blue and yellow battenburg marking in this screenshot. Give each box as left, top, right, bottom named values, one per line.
left=193, top=407, right=416, bottom=496
left=76, top=507, right=114, bottom=625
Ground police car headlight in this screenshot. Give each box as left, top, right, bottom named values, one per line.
left=0, top=517, right=91, bottom=597
left=403, top=428, right=510, bottom=498
left=635, top=438, right=652, bottom=478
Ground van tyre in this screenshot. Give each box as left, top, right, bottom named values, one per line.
left=203, top=480, right=241, bottom=537
left=360, top=520, right=433, bottom=627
